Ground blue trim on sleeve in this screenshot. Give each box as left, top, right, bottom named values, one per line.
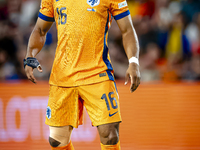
left=38, top=12, right=54, bottom=22
left=114, top=10, right=130, bottom=20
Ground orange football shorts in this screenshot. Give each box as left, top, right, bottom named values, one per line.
left=45, top=80, right=122, bottom=128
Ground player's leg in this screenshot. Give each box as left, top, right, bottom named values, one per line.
left=49, top=125, right=74, bottom=150
left=78, top=80, right=121, bottom=150
left=97, top=122, right=121, bottom=150
left=49, top=126, right=74, bottom=149
left=45, top=85, right=84, bottom=150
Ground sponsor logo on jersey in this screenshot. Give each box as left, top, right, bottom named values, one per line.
left=46, top=106, right=51, bottom=119
left=87, top=8, right=96, bottom=12
left=118, top=1, right=127, bottom=9
left=87, top=0, right=100, bottom=7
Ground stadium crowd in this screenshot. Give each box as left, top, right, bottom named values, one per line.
left=0, top=0, right=199, bottom=81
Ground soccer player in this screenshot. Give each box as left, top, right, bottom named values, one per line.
left=24, top=0, right=140, bottom=149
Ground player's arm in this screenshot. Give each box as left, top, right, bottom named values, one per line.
left=116, top=15, right=140, bottom=92
left=24, top=18, right=53, bottom=83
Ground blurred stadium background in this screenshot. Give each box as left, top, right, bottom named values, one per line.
left=0, top=0, right=200, bottom=150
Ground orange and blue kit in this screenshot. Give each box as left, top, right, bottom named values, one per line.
left=39, top=0, right=130, bottom=87
left=39, top=0, right=130, bottom=127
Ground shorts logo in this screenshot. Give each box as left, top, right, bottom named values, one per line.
left=46, top=106, right=51, bottom=119
left=87, top=0, right=100, bottom=7
left=109, top=111, right=118, bottom=117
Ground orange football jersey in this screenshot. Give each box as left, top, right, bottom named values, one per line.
left=39, top=0, right=130, bottom=86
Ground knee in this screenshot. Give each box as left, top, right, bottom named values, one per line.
left=49, top=137, right=61, bottom=147
left=100, top=131, right=119, bottom=145
left=107, top=133, right=119, bottom=145
left=98, top=123, right=119, bottom=145
left=49, top=125, right=73, bottom=147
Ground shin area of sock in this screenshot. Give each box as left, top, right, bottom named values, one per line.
left=51, top=141, right=74, bottom=150
left=100, top=141, right=121, bottom=150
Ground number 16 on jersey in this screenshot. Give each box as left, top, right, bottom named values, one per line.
left=57, top=7, right=67, bottom=25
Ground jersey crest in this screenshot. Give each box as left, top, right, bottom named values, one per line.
left=46, top=106, right=51, bottom=119
left=87, top=0, right=100, bottom=7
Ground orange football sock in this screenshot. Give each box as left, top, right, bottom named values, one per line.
left=51, top=141, right=74, bottom=150
left=100, top=141, right=121, bottom=150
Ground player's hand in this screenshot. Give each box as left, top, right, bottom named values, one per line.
left=24, top=57, right=42, bottom=84
left=125, top=63, right=140, bottom=92
left=25, top=65, right=42, bottom=83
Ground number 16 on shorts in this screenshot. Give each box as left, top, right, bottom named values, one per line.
left=101, top=92, right=118, bottom=116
